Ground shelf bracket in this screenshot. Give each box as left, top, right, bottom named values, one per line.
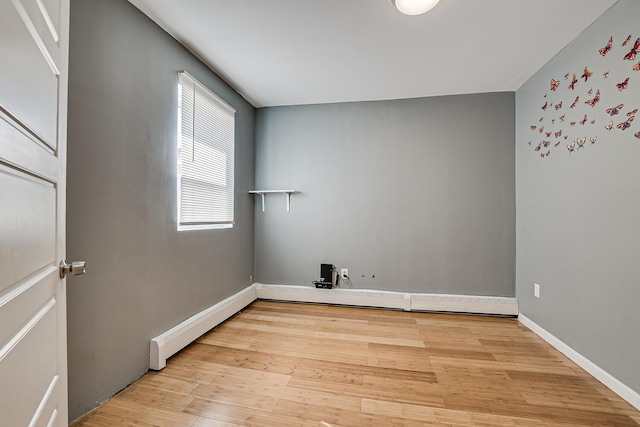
left=249, top=190, right=298, bottom=212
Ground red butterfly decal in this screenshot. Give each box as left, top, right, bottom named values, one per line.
left=617, top=77, right=629, bottom=91
left=584, top=89, right=600, bottom=107
left=555, top=130, right=562, bottom=138
left=623, top=34, right=632, bottom=47
left=555, top=141, right=561, bottom=147
left=541, top=101, right=548, bottom=111
left=635, top=131, right=640, bottom=139
left=581, top=66, right=593, bottom=82
left=617, top=116, right=635, bottom=131
left=579, top=114, right=588, bottom=126
left=568, top=74, right=578, bottom=90
left=570, top=96, right=579, bottom=108
left=542, top=140, right=551, bottom=148
left=606, top=104, right=624, bottom=115
left=623, top=38, right=639, bottom=61
left=634, top=62, right=640, bottom=71
left=599, top=36, right=613, bottom=56
left=605, top=121, right=614, bottom=131
left=550, top=79, right=560, bottom=91
left=627, top=109, right=638, bottom=116
left=555, top=101, right=563, bottom=110
left=545, top=132, right=551, bottom=137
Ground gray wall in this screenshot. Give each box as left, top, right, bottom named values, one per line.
left=66, top=0, right=255, bottom=420
left=255, top=93, right=515, bottom=296
left=516, top=1, right=639, bottom=394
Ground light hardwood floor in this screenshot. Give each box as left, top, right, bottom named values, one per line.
left=71, top=301, right=640, bottom=426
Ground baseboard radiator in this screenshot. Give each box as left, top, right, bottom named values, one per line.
left=149, top=283, right=518, bottom=370
left=149, top=285, right=257, bottom=370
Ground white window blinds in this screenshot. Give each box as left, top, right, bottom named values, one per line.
left=178, top=71, right=235, bottom=229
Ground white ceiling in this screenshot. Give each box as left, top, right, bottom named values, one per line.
left=128, top=0, right=617, bottom=108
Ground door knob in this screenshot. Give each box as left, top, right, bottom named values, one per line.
left=59, top=260, right=86, bottom=278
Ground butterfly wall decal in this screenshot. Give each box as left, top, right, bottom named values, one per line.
left=550, top=79, right=560, bottom=91
left=623, top=38, right=639, bottom=60
left=623, top=34, right=632, bottom=47
left=617, top=116, right=635, bottom=130
left=606, top=104, right=624, bottom=115
left=587, top=88, right=593, bottom=95
left=531, top=125, right=537, bottom=131
left=552, top=119, right=556, bottom=124
left=590, top=119, right=596, bottom=124
left=576, top=137, right=586, bottom=149
left=590, top=136, right=597, bottom=144
left=635, top=131, right=640, bottom=139
left=541, top=101, right=548, bottom=111
left=539, top=126, right=544, bottom=133
left=555, top=130, right=562, bottom=138
left=545, top=132, right=551, bottom=137
left=580, top=114, right=588, bottom=125
left=603, top=71, right=610, bottom=79
left=555, top=101, right=563, bottom=110
left=568, top=74, right=578, bottom=90
left=528, top=141, right=532, bottom=146
left=564, top=73, right=570, bottom=80
left=570, top=122, right=576, bottom=127
left=560, top=114, right=565, bottom=122
left=634, top=62, right=640, bottom=71
left=567, top=142, right=576, bottom=153
left=570, top=96, right=579, bottom=108
left=581, top=66, right=593, bottom=82
left=534, top=144, right=542, bottom=152
left=627, top=108, right=638, bottom=116
left=599, top=36, right=613, bottom=56
left=605, top=121, right=614, bottom=131
left=542, top=140, right=551, bottom=148
left=555, top=141, right=561, bottom=147
left=539, top=117, right=544, bottom=122
left=585, top=89, right=600, bottom=107
left=617, top=77, right=629, bottom=91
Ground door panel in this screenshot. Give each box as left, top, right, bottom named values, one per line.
left=0, top=0, right=69, bottom=424
left=0, top=164, right=56, bottom=293
left=0, top=0, right=60, bottom=148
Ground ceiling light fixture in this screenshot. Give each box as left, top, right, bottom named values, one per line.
left=392, top=0, right=441, bottom=15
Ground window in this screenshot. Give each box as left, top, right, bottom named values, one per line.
left=177, top=71, right=235, bottom=230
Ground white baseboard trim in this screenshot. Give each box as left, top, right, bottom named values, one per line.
left=518, top=314, right=640, bottom=411
left=149, top=285, right=257, bottom=370
left=254, top=283, right=518, bottom=316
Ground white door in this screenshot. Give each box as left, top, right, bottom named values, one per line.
left=0, top=0, right=71, bottom=425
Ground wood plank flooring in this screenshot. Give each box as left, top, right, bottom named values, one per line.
left=71, top=301, right=640, bottom=426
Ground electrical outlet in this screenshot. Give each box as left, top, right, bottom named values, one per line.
left=340, top=268, right=349, bottom=278
left=534, top=283, right=540, bottom=298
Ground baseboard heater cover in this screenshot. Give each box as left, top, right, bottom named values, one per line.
left=254, top=283, right=518, bottom=316
left=149, top=285, right=257, bottom=370
left=150, top=283, right=517, bottom=371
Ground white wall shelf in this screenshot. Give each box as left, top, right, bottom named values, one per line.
left=249, top=190, right=298, bottom=212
